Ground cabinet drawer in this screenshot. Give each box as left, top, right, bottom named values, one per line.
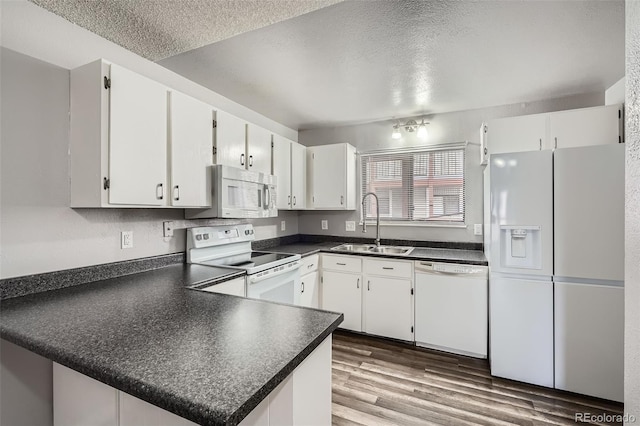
left=363, top=258, right=412, bottom=278
left=322, top=254, right=361, bottom=273
left=301, top=254, right=319, bottom=273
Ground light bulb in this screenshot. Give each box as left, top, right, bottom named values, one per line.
left=391, top=125, right=401, bottom=139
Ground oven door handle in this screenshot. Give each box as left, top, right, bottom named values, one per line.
left=248, top=262, right=301, bottom=284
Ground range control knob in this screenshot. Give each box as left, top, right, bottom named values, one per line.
left=195, top=235, right=202, bottom=241
left=203, top=234, right=209, bottom=240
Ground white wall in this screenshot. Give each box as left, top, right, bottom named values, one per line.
left=625, top=0, right=640, bottom=420
left=297, top=92, right=604, bottom=242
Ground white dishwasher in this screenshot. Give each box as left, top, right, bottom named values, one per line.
left=414, top=261, right=488, bottom=358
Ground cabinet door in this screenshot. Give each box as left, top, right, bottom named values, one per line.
left=120, top=392, right=197, bottom=426
left=272, top=135, right=292, bottom=209
left=310, top=144, right=347, bottom=209
left=550, top=104, right=622, bottom=149
left=363, top=276, right=413, bottom=341
left=109, top=64, right=167, bottom=205
left=299, top=271, right=319, bottom=308
left=246, top=123, right=272, bottom=175
left=290, top=142, right=306, bottom=209
left=215, top=110, right=246, bottom=169
left=487, top=113, right=548, bottom=155
left=321, top=271, right=361, bottom=332
left=554, top=282, right=623, bottom=402
left=169, top=91, right=213, bottom=207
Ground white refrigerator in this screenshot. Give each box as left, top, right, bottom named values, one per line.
left=489, top=150, right=554, bottom=387
left=553, top=144, right=624, bottom=402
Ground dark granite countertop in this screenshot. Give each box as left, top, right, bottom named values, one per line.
left=0, top=264, right=343, bottom=426
left=267, top=242, right=488, bottom=265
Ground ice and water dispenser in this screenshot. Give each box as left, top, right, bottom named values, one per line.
left=499, top=225, right=542, bottom=270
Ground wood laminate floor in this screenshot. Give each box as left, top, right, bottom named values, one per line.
left=331, top=331, right=624, bottom=426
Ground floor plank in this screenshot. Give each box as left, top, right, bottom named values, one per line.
left=332, top=331, right=624, bottom=426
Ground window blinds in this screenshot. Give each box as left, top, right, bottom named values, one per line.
left=360, top=146, right=465, bottom=223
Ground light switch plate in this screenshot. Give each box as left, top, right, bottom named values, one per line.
left=345, top=221, right=356, bottom=231
left=474, top=224, right=483, bottom=236
left=281, top=220, right=286, bottom=231
left=121, top=231, right=133, bottom=249
left=321, top=220, right=328, bottom=230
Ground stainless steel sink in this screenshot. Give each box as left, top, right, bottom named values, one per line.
left=331, top=244, right=414, bottom=256
left=331, top=243, right=376, bottom=252
left=369, top=246, right=414, bottom=255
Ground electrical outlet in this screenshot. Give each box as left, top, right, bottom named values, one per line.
left=281, top=220, right=286, bottom=231
left=474, top=224, right=483, bottom=236
left=345, top=221, right=356, bottom=232
left=163, top=221, right=174, bottom=237
left=121, top=231, right=133, bottom=249
left=321, top=220, right=328, bottom=230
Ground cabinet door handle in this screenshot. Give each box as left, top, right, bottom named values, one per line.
left=307, top=263, right=314, bottom=269
left=554, top=137, right=558, bottom=149
left=357, top=278, right=359, bottom=289
left=240, top=153, right=245, bottom=166
left=173, top=185, right=180, bottom=201
left=367, top=280, right=370, bottom=291
left=539, top=139, right=542, bottom=150
left=293, top=196, right=296, bottom=206
left=382, top=267, right=394, bottom=270
left=340, top=195, right=344, bottom=205
left=336, top=262, right=346, bottom=266
left=156, top=183, right=164, bottom=200
left=484, top=147, right=488, bottom=155
left=288, top=195, right=291, bottom=206
left=249, top=155, right=254, bottom=167
left=301, top=282, right=305, bottom=293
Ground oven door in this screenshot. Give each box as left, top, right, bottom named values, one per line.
left=216, top=165, right=277, bottom=218
left=247, top=265, right=301, bottom=305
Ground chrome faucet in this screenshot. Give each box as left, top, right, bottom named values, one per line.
left=362, top=192, right=381, bottom=247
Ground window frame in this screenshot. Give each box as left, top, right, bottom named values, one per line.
left=359, top=142, right=467, bottom=228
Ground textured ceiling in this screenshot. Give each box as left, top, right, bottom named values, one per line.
left=158, top=0, right=625, bottom=130
left=28, top=0, right=343, bottom=60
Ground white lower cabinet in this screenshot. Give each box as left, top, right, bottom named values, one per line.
left=363, top=276, right=413, bottom=341
left=53, top=336, right=332, bottom=426
left=299, top=270, right=319, bottom=308
left=321, top=270, right=362, bottom=332
left=320, top=255, right=414, bottom=340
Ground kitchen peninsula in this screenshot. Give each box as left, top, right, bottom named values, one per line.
left=0, top=263, right=342, bottom=425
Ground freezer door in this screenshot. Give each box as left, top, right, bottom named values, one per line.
left=489, top=276, right=554, bottom=387
left=554, top=145, right=624, bottom=281
left=490, top=151, right=553, bottom=276
left=554, top=281, right=624, bottom=402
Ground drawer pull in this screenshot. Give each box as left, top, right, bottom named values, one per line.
left=336, top=262, right=347, bottom=266
left=307, top=263, right=314, bottom=269
left=357, top=278, right=360, bottom=289
left=382, top=267, right=394, bottom=270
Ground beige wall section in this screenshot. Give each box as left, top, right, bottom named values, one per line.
left=297, top=92, right=603, bottom=242
left=0, top=340, right=53, bottom=426
left=625, top=0, right=640, bottom=421
left=0, top=48, right=298, bottom=279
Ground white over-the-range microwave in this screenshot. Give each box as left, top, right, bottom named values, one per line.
left=185, top=165, right=278, bottom=219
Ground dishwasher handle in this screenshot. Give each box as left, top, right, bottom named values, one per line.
left=415, top=261, right=487, bottom=276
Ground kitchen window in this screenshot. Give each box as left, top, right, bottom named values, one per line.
left=360, top=145, right=465, bottom=224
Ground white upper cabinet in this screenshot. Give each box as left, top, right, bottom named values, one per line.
left=215, top=110, right=247, bottom=169
left=549, top=104, right=623, bottom=149
left=485, top=104, right=624, bottom=157
left=108, top=65, right=168, bottom=205
left=273, top=135, right=293, bottom=209
left=290, top=142, right=306, bottom=209
left=486, top=113, right=548, bottom=155
left=71, top=60, right=170, bottom=207
left=273, top=135, right=306, bottom=210
left=246, top=123, right=272, bottom=175
left=307, top=143, right=356, bottom=210
left=169, top=91, right=213, bottom=207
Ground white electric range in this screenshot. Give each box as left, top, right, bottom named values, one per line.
left=186, top=224, right=301, bottom=304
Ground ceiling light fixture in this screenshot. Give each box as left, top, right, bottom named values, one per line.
left=390, top=118, right=429, bottom=140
